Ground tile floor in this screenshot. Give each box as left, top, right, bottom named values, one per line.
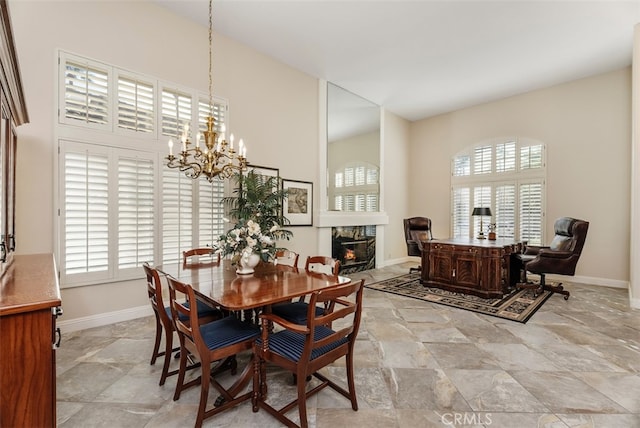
left=56, top=263, right=640, bottom=427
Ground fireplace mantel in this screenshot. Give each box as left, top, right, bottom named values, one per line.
left=316, top=211, right=389, bottom=228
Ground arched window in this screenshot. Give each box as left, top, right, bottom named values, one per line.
left=451, top=138, right=546, bottom=245
left=331, top=161, right=379, bottom=212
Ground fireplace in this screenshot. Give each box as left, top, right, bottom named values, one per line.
left=331, top=226, right=375, bottom=274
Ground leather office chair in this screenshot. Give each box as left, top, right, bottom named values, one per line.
left=252, top=279, right=365, bottom=428
left=403, top=217, right=433, bottom=273
left=517, top=217, right=589, bottom=300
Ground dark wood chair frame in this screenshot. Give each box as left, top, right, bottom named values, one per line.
left=166, top=276, right=260, bottom=428
left=252, top=279, right=365, bottom=428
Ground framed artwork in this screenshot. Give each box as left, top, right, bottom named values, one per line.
left=282, top=179, right=313, bottom=226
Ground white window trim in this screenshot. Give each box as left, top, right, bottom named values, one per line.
left=451, top=137, right=546, bottom=243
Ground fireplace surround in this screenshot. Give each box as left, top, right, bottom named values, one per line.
left=331, top=226, right=375, bottom=274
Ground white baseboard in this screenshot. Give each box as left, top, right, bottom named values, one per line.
left=547, top=274, right=629, bottom=289
left=57, top=305, right=152, bottom=333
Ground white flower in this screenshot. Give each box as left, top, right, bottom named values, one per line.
left=246, top=236, right=257, bottom=248
left=247, top=220, right=261, bottom=236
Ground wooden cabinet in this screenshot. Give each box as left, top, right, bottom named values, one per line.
left=421, top=238, right=522, bottom=298
left=0, top=254, right=61, bottom=428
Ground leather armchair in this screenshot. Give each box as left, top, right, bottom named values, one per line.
left=517, top=217, right=589, bottom=300
left=403, top=217, right=433, bottom=273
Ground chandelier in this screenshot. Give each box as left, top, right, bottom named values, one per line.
left=166, top=0, right=247, bottom=182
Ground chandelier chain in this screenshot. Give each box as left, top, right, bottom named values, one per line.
left=208, top=0, right=213, bottom=113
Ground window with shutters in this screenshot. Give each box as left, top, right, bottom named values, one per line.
left=57, top=51, right=228, bottom=287
left=451, top=138, right=545, bottom=244
left=332, top=161, right=379, bottom=212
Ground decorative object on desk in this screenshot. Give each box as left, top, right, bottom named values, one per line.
left=365, top=273, right=553, bottom=323
left=165, top=0, right=247, bottom=182
left=472, top=207, right=492, bottom=239
left=282, top=179, right=313, bottom=226
left=488, top=223, right=497, bottom=240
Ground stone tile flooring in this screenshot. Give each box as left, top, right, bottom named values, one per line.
left=56, top=263, right=640, bottom=427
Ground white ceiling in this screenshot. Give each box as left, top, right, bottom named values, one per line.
left=156, top=0, right=640, bottom=122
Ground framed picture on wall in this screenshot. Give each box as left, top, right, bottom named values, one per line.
left=282, top=179, right=313, bottom=226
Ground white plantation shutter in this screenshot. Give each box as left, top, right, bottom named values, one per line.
left=495, top=184, right=516, bottom=239
left=366, top=168, right=377, bottom=185
left=452, top=139, right=545, bottom=242
left=62, top=59, right=109, bottom=127
left=520, top=144, right=544, bottom=170
left=473, top=186, right=491, bottom=237
left=344, top=167, right=354, bottom=187
left=452, top=187, right=470, bottom=238
left=198, top=180, right=225, bottom=247
left=334, top=195, right=343, bottom=211
left=366, top=194, right=378, bottom=211
left=520, top=181, right=544, bottom=245
left=496, top=141, right=516, bottom=173
left=473, top=145, right=492, bottom=175
left=162, top=168, right=194, bottom=263
left=198, top=99, right=226, bottom=134
left=355, top=166, right=365, bottom=186
left=62, top=143, right=110, bottom=282
left=453, top=155, right=470, bottom=177
left=335, top=172, right=343, bottom=188
left=118, top=76, right=154, bottom=133
left=162, top=89, right=192, bottom=139
left=118, top=155, right=155, bottom=270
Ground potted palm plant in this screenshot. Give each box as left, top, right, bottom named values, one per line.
left=216, top=171, right=293, bottom=273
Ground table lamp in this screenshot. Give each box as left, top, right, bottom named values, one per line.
left=472, top=207, right=492, bottom=239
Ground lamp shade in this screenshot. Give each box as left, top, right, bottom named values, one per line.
left=472, top=207, right=492, bottom=217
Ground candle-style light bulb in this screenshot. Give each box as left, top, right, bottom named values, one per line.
left=168, top=139, right=173, bottom=156
left=229, top=133, right=234, bottom=151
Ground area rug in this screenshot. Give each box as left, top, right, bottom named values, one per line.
left=365, top=273, right=553, bottom=323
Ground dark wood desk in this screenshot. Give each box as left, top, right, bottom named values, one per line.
left=420, top=238, right=523, bottom=298
left=156, top=260, right=352, bottom=311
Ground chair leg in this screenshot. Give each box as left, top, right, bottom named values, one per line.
left=159, top=328, right=173, bottom=386
left=173, top=340, right=188, bottom=401
left=345, top=351, right=358, bottom=411
left=195, top=358, right=211, bottom=428
left=296, top=370, right=309, bottom=428
left=150, top=312, right=163, bottom=365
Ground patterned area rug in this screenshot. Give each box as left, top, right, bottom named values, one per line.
left=365, top=273, right=553, bottom=323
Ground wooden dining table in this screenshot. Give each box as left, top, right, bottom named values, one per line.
left=155, top=259, right=352, bottom=408
left=156, top=259, right=352, bottom=313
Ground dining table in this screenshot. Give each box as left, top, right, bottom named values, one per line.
left=155, top=258, right=352, bottom=407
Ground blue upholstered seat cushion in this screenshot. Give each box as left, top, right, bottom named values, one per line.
left=270, top=301, right=324, bottom=325
left=256, top=325, right=348, bottom=362
left=199, top=316, right=260, bottom=351
left=165, top=299, right=222, bottom=322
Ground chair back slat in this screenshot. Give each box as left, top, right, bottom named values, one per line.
left=143, top=262, right=170, bottom=324
left=166, top=276, right=200, bottom=347
left=305, top=256, right=340, bottom=276
left=183, top=247, right=220, bottom=266
left=276, top=249, right=299, bottom=267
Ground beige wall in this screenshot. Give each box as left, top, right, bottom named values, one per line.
left=9, top=0, right=320, bottom=321
left=7, top=0, right=632, bottom=325
left=410, top=68, right=632, bottom=284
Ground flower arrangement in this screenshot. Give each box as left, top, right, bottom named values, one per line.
left=215, top=218, right=281, bottom=264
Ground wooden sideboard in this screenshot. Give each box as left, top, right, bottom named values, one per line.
left=0, top=254, right=62, bottom=428
left=420, top=238, right=523, bottom=298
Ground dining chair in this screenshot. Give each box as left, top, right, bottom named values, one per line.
left=252, top=279, right=365, bottom=428
left=183, top=247, right=220, bottom=266
left=143, top=262, right=222, bottom=386
left=275, top=249, right=299, bottom=268
left=270, top=256, right=341, bottom=325
left=166, top=275, right=261, bottom=428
